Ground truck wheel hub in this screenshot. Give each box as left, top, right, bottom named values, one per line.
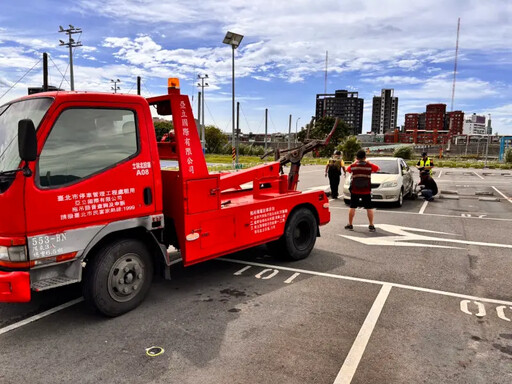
left=108, top=254, right=144, bottom=302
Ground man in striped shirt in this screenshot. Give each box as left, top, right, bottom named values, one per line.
left=345, top=150, right=380, bottom=232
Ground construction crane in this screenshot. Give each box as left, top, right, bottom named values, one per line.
left=450, top=17, right=460, bottom=112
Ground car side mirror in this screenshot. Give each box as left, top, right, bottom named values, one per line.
left=18, top=119, right=37, bottom=177
left=18, top=119, right=37, bottom=162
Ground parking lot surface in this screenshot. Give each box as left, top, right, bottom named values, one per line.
left=1, top=166, right=511, bottom=383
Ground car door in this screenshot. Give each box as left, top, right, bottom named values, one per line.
left=400, top=159, right=413, bottom=194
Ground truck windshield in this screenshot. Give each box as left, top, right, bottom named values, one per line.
left=0, top=98, right=53, bottom=173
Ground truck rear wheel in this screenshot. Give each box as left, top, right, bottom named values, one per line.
left=83, top=239, right=153, bottom=317
left=270, top=207, right=317, bottom=261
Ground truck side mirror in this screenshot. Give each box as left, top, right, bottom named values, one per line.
left=18, top=119, right=37, bottom=162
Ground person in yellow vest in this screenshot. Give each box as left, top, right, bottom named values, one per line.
left=416, top=152, right=434, bottom=175
left=325, top=150, right=345, bottom=199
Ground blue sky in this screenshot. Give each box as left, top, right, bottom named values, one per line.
left=1, top=0, right=511, bottom=135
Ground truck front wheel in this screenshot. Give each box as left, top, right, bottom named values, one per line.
left=83, top=239, right=153, bottom=317
left=270, top=207, right=317, bottom=261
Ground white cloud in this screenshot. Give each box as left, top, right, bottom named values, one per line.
left=361, top=76, right=424, bottom=85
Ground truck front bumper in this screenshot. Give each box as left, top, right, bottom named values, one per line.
left=0, top=271, right=31, bottom=302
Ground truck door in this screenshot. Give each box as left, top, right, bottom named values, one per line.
left=24, top=101, right=159, bottom=258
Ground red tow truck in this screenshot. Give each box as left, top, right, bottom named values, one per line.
left=0, top=79, right=330, bottom=316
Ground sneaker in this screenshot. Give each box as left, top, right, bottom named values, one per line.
left=344, top=224, right=353, bottom=230
left=369, top=225, right=376, bottom=232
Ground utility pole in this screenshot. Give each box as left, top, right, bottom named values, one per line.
left=110, top=79, right=121, bottom=93
left=58, top=25, right=82, bottom=91
left=265, top=108, right=268, bottom=151
left=236, top=102, right=240, bottom=166
left=295, top=117, right=301, bottom=145
left=197, top=74, right=209, bottom=150
left=288, top=114, right=292, bottom=149
left=450, top=18, right=460, bottom=112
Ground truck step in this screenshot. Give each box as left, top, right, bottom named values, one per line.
left=32, top=276, right=81, bottom=292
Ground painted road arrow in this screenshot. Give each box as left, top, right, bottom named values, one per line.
left=340, top=224, right=512, bottom=250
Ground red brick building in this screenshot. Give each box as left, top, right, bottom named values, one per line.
left=386, top=103, right=464, bottom=144
left=446, top=111, right=464, bottom=135
left=425, top=104, right=446, bottom=131
left=404, top=113, right=419, bottom=131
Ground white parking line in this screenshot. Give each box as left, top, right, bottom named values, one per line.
left=219, top=258, right=512, bottom=306
left=334, top=284, right=392, bottom=384
left=329, top=206, right=512, bottom=222
left=418, top=200, right=428, bottom=214
left=492, top=186, right=512, bottom=204
left=473, top=171, right=485, bottom=180
left=0, top=297, right=84, bottom=336
left=437, top=170, right=442, bottom=179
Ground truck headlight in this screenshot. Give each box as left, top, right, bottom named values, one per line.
left=381, top=181, right=398, bottom=188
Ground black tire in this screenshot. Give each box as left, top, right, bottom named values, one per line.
left=277, top=207, right=318, bottom=261
left=83, top=239, right=153, bottom=317
left=395, top=188, right=404, bottom=207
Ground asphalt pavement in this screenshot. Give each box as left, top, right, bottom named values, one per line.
left=1, top=166, right=512, bottom=384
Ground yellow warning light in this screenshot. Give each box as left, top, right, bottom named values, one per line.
left=167, top=78, right=180, bottom=89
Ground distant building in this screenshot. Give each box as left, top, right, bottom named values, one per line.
left=388, top=103, right=464, bottom=144
left=404, top=113, right=420, bottom=131
left=446, top=110, right=464, bottom=135
left=425, top=104, right=446, bottom=131
left=315, top=90, right=364, bottom=135
left=487, top=114, right=493, bottom=135
left=463, top=113, right=487, bottom=135
left=371, top=89, right=398, bottom=134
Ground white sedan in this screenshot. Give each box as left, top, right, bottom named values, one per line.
left=342, top=157, right=414, bottom=207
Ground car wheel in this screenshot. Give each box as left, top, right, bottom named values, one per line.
left=395, top=188, right=403, bottom=207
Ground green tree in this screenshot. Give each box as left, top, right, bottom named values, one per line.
left=205, top=125, right=228, bottom=154
left=505, top=148, right=512, bottom=163
left=297, top=116, right=351, bottom=157
left=339, top=136, right=362, bottom=162
left=154, top=120, right=174, bottom=141
left=393, top=145, right=413, bottom=160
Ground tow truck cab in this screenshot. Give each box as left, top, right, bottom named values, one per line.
left=0, top=83, right=330, bottom=316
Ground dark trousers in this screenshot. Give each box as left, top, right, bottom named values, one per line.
left=420, top=189, right=434, bottom=201
left=328, top=172, right=341, bottom=198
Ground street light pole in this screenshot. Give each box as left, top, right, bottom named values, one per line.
left=197, top=74, right=209, bottom=150
left=110, top=79, right=121, bottom=94
left=231, top=45, right=235, bottom=164
left=295, top=117, right=301, bottom=144
left=58, top=25, right=82, bottom=91
left=223, top=31, right=244, bottom=169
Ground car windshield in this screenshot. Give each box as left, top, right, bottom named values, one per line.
left=0, top=98, right=53, bottom=173
left=370, top=159, right=399, bottom=174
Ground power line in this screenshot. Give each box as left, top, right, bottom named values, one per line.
left=48, top=55, right=71, bottom=88
left=0, top=58, right=42, bottom=102
left=239, top=103, right=252, bottom=132
left=204, top=100, right=218, bottom=128
left=125, top=82, right=135, bottom=94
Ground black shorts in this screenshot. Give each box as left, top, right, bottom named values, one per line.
left=350, top=193, right=373, bottom=209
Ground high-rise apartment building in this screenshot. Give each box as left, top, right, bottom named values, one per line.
left=371, top=89, right=398, bottom=134
left=316, top=90, right=364, bottom=135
